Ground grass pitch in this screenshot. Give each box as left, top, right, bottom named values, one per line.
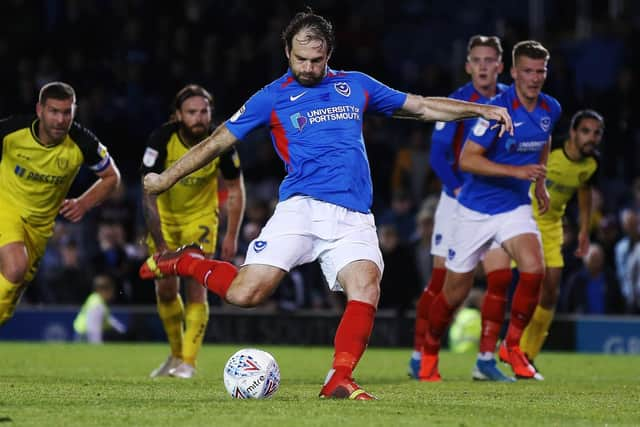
left=1, top=342, right=638, bottom=426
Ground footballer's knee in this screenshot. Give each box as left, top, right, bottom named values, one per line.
left=540, top=284, right=559, bottom=308
left=440, top=270, right=476, bottom=308
left=226, top=283, right=269, bottom=307
left=1, top=264, right=28, bottom=285
left=225, top=266, right=285, bottom=307
left=225, top=275, right=278, bottom=307
left=154, top=279, right=179, bottom=302
left=350, top=280, right=380, bottom=306
left=339, top=262, right=381, bottom=306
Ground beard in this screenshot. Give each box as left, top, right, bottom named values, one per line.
left=43, top=124, right=69, bottom=144
left=292, top=70, right=324, bottom=87
left=181, top=124, right=209, bottom=143
left=579, top=144, right=596, bottom=157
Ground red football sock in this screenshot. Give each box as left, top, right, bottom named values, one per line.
left=423, top=292, right=458, bottom=355
left=332, top=300, right=376, bottom=378
left=181, top=259, right=238, bottom=300
left=479, top=269, right=512, bottom=353
left=413, top=268, right=446, bottom=351
left=505, top=272, right=543, bottom=347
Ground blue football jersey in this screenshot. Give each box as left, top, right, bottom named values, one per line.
left=430, top=82, right=508, bottom=198
left=458, top=84, right=561, bottom=214
left=226, top=68, right=407, bottom=213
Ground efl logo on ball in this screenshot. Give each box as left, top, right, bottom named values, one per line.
left=223, top=348, right=280, bottom=399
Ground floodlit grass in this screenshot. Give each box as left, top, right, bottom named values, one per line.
left=1, top=342, right=639, bottom=426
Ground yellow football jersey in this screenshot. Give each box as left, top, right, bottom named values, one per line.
left=140, top=122, right=241, bottom=226
left=532, top=140, right=598, bottom=224
left=0, top=116, right=111, bottom=227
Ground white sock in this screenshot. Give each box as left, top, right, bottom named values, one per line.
left=477, top=352, right=494, bottom=361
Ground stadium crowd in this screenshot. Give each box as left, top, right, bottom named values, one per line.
left=2, top=0, right=639, bottom=315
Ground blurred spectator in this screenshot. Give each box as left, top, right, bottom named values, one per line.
left=615, top=208, right=640, bottom=311
left=90, top=222, right=133, bottom=303
left=93, top=182, right=139, bottom=243
left=378, top=223, right=421, bottom=313
left=594, top=214, right=620, bottom=271
left=626, top=242, right=640, bottom=314
left=448, top=287, right=482, bottom=354
left=378, top=189, right=418, bottom=244
left=562, top=243, right=623, bottom=314
left=413, top=201, right=436, bottom=286
left=44, top=237, right=92, bottom=304
left=391, top=126, right=437, bottom=203
left=73, top=274, right=127, bottom=343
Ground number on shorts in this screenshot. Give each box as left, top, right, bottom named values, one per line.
left=198, top=225, right=210, bottom=243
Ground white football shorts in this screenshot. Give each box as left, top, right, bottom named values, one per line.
left=243, top=196, right=384, bottom=291
left=431, top=191, right=458, bottom=258
left=445, top=203, right=540, bottom=273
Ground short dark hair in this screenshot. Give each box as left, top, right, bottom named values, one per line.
left=281, top=8, right=335, bottom=55
left=38, top=81, right=76, bottom=105
left=467, top=35, right=503, bottom=58
left=570, top=109, right=605, bottom=130
left=512, top=40, right=550, bottom=65
left=174, top=84, right=214, bottom=111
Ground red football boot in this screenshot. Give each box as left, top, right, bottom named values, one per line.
left=499, top=342, right=544, bottom=380
left=418, top=353, right=442, bottom=382
left=319, top=370, right=376, bottom=400
left=139, top=243, right=205, bottom=279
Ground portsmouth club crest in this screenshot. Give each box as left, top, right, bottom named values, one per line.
left=540, top=116, right=551, bottom=132
left=334, top=82, right=351, bottom=97
left=290, top=112, right=307, bottom=132
left=253, top=240, right=267, bottom=253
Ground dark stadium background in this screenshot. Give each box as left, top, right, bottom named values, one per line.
left=1, top=0, right=639, bottom=348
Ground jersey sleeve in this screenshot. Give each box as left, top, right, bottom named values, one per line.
left=356, top=72, right=407, bottom=116
left=69, top=122, right=111, bottom=172
left=225, top=85, right=274, bottom=141
left=140, top=123, right=173, bottom=175
left=219, top=146, right=242, bottom=180
left=466, top=117, right=499, bottom=148
left=430, top=121, right=463, bottom=190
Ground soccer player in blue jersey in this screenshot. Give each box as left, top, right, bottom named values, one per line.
left=139, top=9, right=512, bottom=400
left=408, top=35, right=514, bottom=382
left=421, top=40, right=560, bottom=381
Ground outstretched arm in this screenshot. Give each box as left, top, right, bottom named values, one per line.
left=144, top=124, right=239, bottom=194
left=393, top=94, right=513, bottom=136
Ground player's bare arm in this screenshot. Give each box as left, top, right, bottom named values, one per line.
left=60, top=161, right=121, bottom=223
left=575, top=185, right=592, bottom=258
left=141, top=183, right=167, bottom=252
left=220, top=175, right=246, bottom=261
left=144, top=124, right=238, bottom=194
left=460, top=139, right=546, bottom=180
left=394, top=94, right=513, bottom=136
left=534, top=137, right=551, bottom=215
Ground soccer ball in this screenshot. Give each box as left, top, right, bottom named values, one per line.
left=223, top=348, right=280, bottom=399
